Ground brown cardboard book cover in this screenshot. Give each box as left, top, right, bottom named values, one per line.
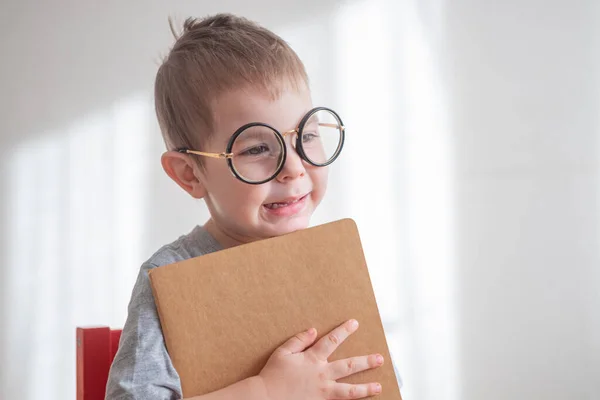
left=148, top=218, right=402, bottom=399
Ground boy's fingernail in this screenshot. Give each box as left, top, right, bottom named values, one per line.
left=307, top=328, right=316, bottom=335
left=374, top=383, right=382, bottom=393
left=376, top=354, right=384, bottom=365
left=350, top=319, right=359, bottom=329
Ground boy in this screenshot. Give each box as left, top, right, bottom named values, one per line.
left=106, top=13, right=389, bottom=400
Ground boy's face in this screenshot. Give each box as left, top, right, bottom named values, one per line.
left=173, top=85, right=328, bottom=246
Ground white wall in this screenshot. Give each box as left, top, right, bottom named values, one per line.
left=446, top=1, right=600, bottom=398
left=1, top=0, right=598, bottom=399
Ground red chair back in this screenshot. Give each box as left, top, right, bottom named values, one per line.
left=76, top=327, right=122, bottom=400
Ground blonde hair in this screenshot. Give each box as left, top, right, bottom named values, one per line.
left=154, top=13, right=309, bottom=153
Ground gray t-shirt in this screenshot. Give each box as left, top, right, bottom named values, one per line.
left=106, top=226, right=222, bottom=399
left=106, top=225, right=402, bottom=399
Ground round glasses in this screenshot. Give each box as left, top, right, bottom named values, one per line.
left=177, top=107, right=345, bottom=184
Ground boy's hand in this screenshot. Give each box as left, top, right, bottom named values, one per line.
left=258, top=319, right=384, bottom=400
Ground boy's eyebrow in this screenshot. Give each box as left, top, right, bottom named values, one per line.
left=305, top=114, right=320, bottom=126
left=216, top=126, right=268, bottom=147
left=234, top=127, right=277, bottom=143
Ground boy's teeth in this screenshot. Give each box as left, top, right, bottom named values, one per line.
left=265, top=197, right=301, bottom=209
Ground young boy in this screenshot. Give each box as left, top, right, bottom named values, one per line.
left=106, top=13, right=389, bottom=400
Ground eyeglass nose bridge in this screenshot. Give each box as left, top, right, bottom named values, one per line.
left=281, top=128, right=298, bottom=138
left=279, top=128, right=300, bottom=152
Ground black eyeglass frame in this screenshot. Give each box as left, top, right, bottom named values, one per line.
left=177, top=106, right=345, bottom=185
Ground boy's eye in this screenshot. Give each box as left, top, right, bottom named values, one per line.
left=302, top=132, right=320, bottom=143
left=241, top=144, right=270, bottom=156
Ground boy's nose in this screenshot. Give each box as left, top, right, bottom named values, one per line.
left=276, top=143, right=306, bottom=182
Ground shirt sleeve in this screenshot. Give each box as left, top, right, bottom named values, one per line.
left=105, top=263, right=182, bottom=400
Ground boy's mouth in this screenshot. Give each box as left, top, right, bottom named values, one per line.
left=263, top=193, right=309, bottom=211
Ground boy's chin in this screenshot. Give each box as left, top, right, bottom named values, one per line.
left=264, top=216, right=311, bottom=237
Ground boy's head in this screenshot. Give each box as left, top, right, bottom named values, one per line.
left=156, top=14, right=343, bottom=246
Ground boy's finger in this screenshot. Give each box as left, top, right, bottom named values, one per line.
left=275, top=328, right=317, bottom=355
left=308, top=319, right=358, bottom=361
left=328, top=354, right=384, bottom=380
left=326, top=382, right=382, bottom=399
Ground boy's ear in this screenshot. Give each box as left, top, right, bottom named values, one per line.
left=161, top=151, right=207, bottom=199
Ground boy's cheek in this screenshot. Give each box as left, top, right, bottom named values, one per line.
left=310, top=169, right=329, bottom=205
left=314, top=166, right=329, bottom=190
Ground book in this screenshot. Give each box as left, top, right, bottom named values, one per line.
left=149, top=218, right=402, bottom=399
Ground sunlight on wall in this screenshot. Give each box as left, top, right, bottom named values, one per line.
left=3, top=94, right=153, bottom=399
left=333, top=0, right=399, bottom=324
left=331, top=0, right=457, bottom=398
left=399, top=1, right=457, bottom=398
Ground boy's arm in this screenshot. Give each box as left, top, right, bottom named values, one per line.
left=106, top=263, right=183, bottom=399
left=183, top=376, right=267, bottom=400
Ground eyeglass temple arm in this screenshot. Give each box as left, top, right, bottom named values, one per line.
left=319, top=123, right=345, bottom=131
left=178, top=149, right=234, bottom=159
left=283, top=123, right=345, bottom=135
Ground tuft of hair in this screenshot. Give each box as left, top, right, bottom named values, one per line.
left=154, top=13, right=309, bottom=154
